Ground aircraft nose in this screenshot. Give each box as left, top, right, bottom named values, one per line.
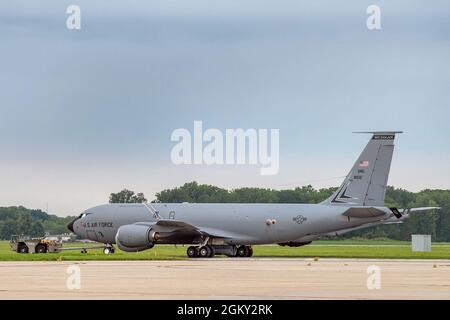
left=67, top=217, right=78, bottom=233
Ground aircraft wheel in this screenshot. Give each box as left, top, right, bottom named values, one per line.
left=236, top=245, right=248, bottom=257
left=187, top=246, right=198, bottom=258
left=198, top=246, right=211, bottom=258
left=103, top=247, right=114, bottom=255
left=208, top=246, right=215, bottom=258
left=246, top=246, right=253, bottom=257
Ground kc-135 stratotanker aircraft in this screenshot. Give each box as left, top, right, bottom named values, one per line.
left=68, top=132, right=439, bottom=257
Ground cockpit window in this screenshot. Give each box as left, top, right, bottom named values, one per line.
left=78, top=213, right=92, bottom=219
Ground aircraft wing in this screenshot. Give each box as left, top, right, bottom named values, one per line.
left=135, top=220, right=200, bottom=233
left=135, top=220, right=239, bottom=240
left=155, top=219, right=200, bottom=230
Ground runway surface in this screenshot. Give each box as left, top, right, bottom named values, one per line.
left=1, top=258, right=450, bottom=299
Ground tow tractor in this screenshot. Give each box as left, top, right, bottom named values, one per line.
left=10, top=235, right=114, bottom=254
left=10, top=235, right=63, bottom=253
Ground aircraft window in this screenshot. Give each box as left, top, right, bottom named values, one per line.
left=78, top=213, right=92, bottom=219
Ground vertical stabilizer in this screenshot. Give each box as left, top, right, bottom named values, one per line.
left=322, top=131, right=402, bottom=207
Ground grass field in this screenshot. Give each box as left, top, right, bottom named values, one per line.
left=1, top=240, right=450, bottom=261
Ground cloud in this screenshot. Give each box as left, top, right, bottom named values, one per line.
left=0, top=1, right=449, bottom=214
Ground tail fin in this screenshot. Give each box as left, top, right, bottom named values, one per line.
left=322, top=131, right=402, bottom=207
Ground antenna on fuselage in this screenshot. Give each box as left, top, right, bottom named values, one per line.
left=143, top=202, right=161, bottom=220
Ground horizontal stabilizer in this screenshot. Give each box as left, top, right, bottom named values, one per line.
left=382, top=207, right=442, bottom=221
left=382, top=221, right=403, bottom=225
left=342, top=207, right=388, bottom=218
left=403, top=207, right=441, bottom=214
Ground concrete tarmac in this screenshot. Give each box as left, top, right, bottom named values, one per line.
left=1, top=258, right=450, bottom=299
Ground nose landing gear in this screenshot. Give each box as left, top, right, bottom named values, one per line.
left=103, top=245, right=115, bottom=255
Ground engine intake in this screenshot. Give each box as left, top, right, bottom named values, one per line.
left=115, top=224, right=158, bottom=252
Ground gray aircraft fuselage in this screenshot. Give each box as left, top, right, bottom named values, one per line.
left=70, top=202, right=389, bottom=245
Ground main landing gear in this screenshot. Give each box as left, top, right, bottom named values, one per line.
left=186, top=245, right=253, bottom=258
left=187, top=245, right=214, bottom=258
left=236, top=245, right=253, bottom=258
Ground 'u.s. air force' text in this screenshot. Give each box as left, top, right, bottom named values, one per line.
left=82, top=222, right=113, bottom=228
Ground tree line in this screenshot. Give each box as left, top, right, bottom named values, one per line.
left=0, top=206, right=75, bottom=240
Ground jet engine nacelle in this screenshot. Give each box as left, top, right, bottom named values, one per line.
left=115, top=224, right=158, bottom=252
left=278, top=241, right=312, bottom=247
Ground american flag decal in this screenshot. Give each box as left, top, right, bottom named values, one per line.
left=359, top=160, right=369, bottom=167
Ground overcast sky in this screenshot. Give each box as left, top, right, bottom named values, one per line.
left=1, top=1, right=449, bottom=216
